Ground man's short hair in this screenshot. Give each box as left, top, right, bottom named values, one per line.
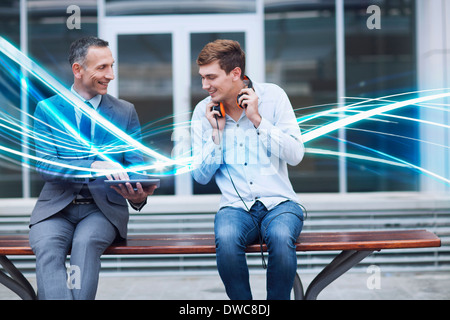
left=196, top=39, right=246, bottom=78
left=68, top=36, right=109, bottom=67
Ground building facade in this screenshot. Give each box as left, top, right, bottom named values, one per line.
left=0, top=0, right=449, bottom=200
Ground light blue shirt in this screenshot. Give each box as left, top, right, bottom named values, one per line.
left=191, top=82, right=305, bottom=211
left=71, top=85, right=102, bottom=137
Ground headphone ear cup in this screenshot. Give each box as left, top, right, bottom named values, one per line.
left=213, top=102, right=226, bottom=117
left=236, top=76, right=253, bottom=109
left=219, top=102, right=226, bottom=117
left=245, top=75, right=253, bottom=89
left=236, top=94, right=245, bottom=109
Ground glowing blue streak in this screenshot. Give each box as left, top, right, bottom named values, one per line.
left=301, top=91, right=450, bottom=143
left=306, top=148, right=408, bottom=168
left=341, top=137, right=450, bottom=185
left=1, top=36, right=450, bottom=183
left=0, top=37, right=177, bottom=170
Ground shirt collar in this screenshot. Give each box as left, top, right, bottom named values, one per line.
left=70, top=85, right=102, bottom=109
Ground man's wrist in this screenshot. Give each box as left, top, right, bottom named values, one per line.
left=251, top=114, right=262, bottom=128
left=212, top=128, right=222, bottom=145
left=129, top=198, right=147, bottom=211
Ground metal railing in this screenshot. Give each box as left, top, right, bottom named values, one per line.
left=0, top=192, right=449, bottom=276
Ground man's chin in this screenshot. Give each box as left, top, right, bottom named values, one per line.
left=96, top=88, right=108, bottom=96
left=210, top=95, right=220, bottom=103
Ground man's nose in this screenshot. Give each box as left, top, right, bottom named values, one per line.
left=202, top=79, right=210, bottom=90
left=105, top=67, right=115, bottom=80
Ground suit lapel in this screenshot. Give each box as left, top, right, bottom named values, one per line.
left=55, top=97, right=81, bottom=146
left=93, top=94, right=115, bottom=146
left=41, top=96, right=84, bottom=159
left=56, top=94, right=116, bottom=160
left=54, top=96, right=77, bottom=132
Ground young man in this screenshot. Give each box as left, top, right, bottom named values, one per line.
left=29, top=37, right=156, bottom=299
left=191, top=39, right=305, bottom=300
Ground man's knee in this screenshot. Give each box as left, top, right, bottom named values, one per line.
left=29, top=235, right=70, bottom=268
left=215, top=223, right=251, bottom=257
left=264, top=222, right=299, bottom=252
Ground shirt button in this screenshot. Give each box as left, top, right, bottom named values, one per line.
left=249, top=181, right=253, bottom=185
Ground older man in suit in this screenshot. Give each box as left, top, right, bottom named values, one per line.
left=29, top=37, right=156, bottom=300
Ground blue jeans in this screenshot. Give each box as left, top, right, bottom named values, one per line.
left=29, top=203, right=117, bottom=300
left=214, top=200, right=304, bottom=300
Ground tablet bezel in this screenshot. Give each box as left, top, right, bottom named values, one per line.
left=104, top=179, right=160, bottom=188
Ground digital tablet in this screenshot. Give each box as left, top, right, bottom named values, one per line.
left=104, top=179, right=160, bottom=189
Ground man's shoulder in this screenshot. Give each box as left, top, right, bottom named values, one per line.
left=192, top=95, right=211, bottom=115
left=38, top=94, right=63, bottom=105
left=255, top=81, right=285, bottom=95
left=35, top=94, right=65, bottom=114
left=102, top=94, right=134, bottom=109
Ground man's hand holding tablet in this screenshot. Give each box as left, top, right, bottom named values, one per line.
left=92, top=161, right=158, bottom=204
left=105, top=179, right=159, bottom=204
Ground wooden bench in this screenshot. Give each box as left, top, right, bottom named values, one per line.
left=0, top=229, right=441, bottom=300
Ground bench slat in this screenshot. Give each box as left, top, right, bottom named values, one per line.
left=0, top=230, right=440, bottom=256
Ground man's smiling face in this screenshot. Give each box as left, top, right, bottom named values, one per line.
left=199, top=60, right=235, bottom=104
left=76, top=46, right=115, bottom=99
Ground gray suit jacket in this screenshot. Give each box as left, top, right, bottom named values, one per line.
left=31, top=93, right=146, bottom=238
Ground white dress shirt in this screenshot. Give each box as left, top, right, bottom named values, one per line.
left=191, top=81, right=305, bottom=211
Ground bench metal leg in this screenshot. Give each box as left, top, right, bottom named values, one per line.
left=293, top=272, right=304, bottom=300
left=305, top=250, right=373, bottom=300
left=0, top=256, right=37, bottom=300
left=293, top=250, right=374, bottom=300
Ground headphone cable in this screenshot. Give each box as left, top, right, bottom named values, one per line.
left=215, top=115, right=267, bottom=269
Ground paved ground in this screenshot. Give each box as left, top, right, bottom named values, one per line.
left=1, top=271, right=449, bottom=300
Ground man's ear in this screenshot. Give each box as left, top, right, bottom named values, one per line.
left=230, top=67, right=242, bottom=81
left=72, top=63, right=83, bottom=79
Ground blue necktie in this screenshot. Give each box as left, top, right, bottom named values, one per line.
left=79, top=101, right=93, bottom=141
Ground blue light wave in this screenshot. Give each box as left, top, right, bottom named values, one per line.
left=1, top=36, right=449, bottom=186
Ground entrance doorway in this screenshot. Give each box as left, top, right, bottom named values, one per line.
left=99, top=5, right=265, bottom=196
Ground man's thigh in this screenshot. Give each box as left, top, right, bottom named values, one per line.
left=260, top=201, right=304, bottom=243
left=72, top=207, right=117, bottom=251
left=29, top=213, right=75, bottom=256
left=214, top=206, right=260, bottom=247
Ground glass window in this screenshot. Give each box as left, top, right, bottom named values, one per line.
left=0, top=0, right=20, bottom=47
left=265, top=4, right=339, bottom=193
left=27, top=0, right=98, bottom=197
left=0, top=0, right=420, bottom=198
left=0, top=48, right=22, bottom=198
left=118, top=34, right=175, bottom=195
left=105, top=0, right=257, bottom=16
left=0, top=0, right=21, bottom=198
left=344, top=0, right=418, bottom=192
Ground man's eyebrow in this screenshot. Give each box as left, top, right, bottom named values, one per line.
left=199, top=73, right=217, bottom=77
left=95, top=60, right=115, bottom=68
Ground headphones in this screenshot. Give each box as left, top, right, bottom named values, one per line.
left=212, top=75, right=253, bottom=118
